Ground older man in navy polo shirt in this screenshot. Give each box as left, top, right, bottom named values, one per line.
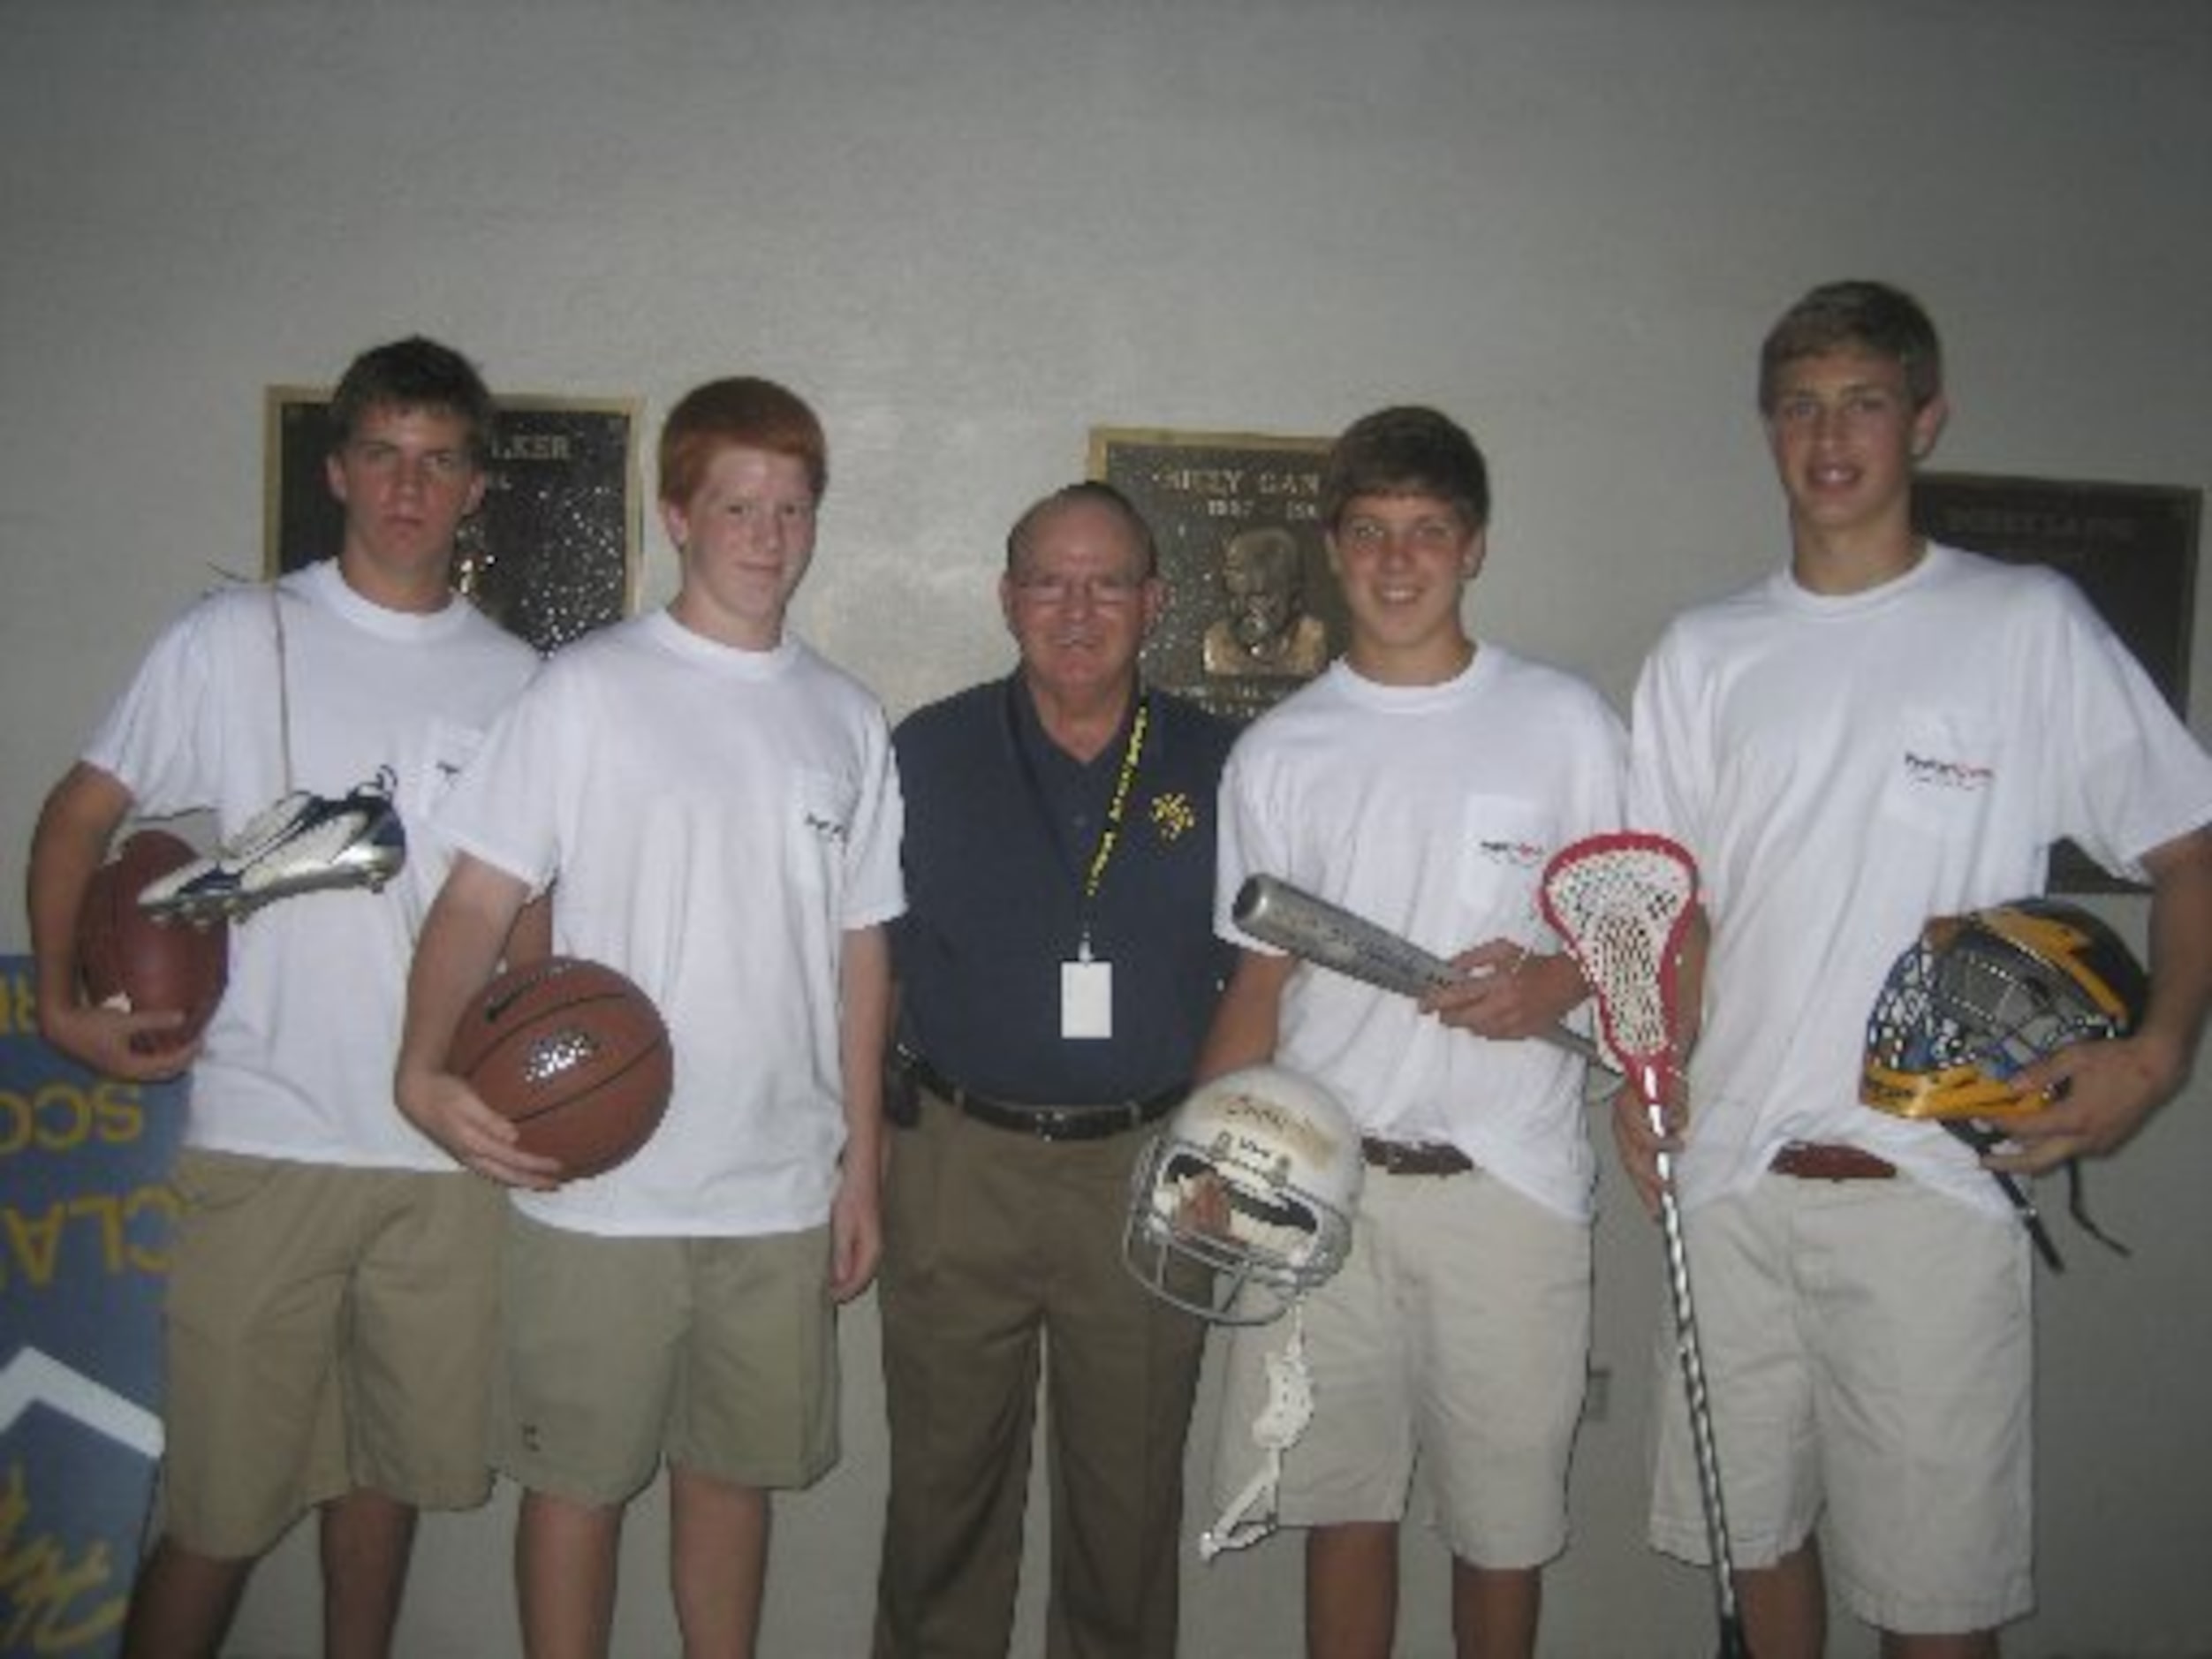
left=875, top=481, right=1238, bottom=1659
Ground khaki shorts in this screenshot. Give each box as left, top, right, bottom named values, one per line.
left=160, top=1151, right=503, bottom=1557
left=1649, top=1178, right=2034, bottom=1632
left=1214, top=1165, right=1591, bottom=1568
left=496, top=1213, right=838, bottom=1505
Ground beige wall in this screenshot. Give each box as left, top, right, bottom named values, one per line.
left=4, top=2, right=2208, bottom=1653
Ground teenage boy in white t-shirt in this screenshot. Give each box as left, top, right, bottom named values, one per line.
left=395, top=375, right=904, bottom=1659
left=1620, top=280, right=2212, bottom=1657
left=1198, top=405, right=1625, bottom=1659
left=27, top=337, right=541, bottom=1659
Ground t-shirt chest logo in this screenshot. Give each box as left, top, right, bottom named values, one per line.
left=1900, top=749, right=1996, bottom=794
left=1472, top=837, right=1546, bottom=871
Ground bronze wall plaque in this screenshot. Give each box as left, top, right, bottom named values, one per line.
left=1088, top=426, right=1342, bottom=724
left=265, top=389, right=643, bottom=656
left=1912, top=471, right=2202, bottom=892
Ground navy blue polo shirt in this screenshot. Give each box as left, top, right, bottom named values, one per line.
left=892, top=673, right=1237, bottom=1106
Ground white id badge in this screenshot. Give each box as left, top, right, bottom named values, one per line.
left=1061, top=958, right=1114, bottom=1039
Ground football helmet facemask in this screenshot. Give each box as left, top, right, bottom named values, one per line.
left=1124, top=1063, right=1364, bottom=1327
left=1861, top=898, right=2147, bottom=1121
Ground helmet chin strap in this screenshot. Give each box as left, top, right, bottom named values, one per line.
left=1940, top=1115, right=2131, bottom=1273
left=1200, top=1302, right=1314, bottom=1560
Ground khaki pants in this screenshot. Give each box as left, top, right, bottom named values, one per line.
left=875, top=1092, right=1207, bottom=1659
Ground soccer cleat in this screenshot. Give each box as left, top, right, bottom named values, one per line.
left=138, top=769, right=408, bottom=924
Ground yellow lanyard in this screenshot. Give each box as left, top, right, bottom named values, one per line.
left=1076, top=698, right=1149, bottom=958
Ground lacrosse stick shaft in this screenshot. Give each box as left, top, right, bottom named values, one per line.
left=1641, top=1070, right=1750, bottom=1655
left=1233, top=875, right=1606, bottom=1067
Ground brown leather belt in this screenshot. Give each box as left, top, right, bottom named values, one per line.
left=1770, top=1140, right=1897, bottom=1182
left=908, top=1056, right=1180, bottom=1143
left=1360, top=1136, right=1474, bottom=1177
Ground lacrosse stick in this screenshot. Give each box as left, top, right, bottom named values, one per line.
left=1540, top=832, right=1751, bottom=1659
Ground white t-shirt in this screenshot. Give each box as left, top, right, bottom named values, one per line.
left=1629, top=543, right=2212, bottom=1213
left=1216, top=647, right=1627, bottom=1221
left=435, top=609, right=906, bottom=1239
left=84, top=560, right=540, bottom=1168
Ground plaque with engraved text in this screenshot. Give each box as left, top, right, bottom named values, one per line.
left=1913, top=471, right=2201, bottom=893
left=266, top=389, right=642, bottom=656
left=1089, top=427, right=1343, bottom=724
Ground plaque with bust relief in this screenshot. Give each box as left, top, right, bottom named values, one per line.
left=1089, top=426, right=1345, bottom=724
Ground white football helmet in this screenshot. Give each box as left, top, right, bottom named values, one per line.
left=1124, top=1063, right=1364, bottom=1328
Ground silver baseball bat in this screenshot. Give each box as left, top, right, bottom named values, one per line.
left=1232, top=874, right=1609, bottom=1067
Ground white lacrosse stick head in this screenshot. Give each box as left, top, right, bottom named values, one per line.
left=1538, top=833, right=1699, bottom=1107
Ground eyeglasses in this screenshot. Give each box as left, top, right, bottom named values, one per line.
left=1010, top=572, right=1149, bottom=608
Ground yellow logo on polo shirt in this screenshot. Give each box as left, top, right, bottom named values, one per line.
left=1150, top=792, right=1198, bottom=842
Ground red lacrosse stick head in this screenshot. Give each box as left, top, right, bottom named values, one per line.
left=1538, top=832, right=1699, bottom=1108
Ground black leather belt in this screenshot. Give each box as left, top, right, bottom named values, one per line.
left=1360, top=1136, right=1474, bottom=1177
left=1769, top=1140, right=1897, bottom=1181
left=906, top=1054, right=1181, bottom=1143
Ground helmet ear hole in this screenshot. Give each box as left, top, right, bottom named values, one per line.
left=1861, top=898, right=2147, bottom=1121
left=1123, top=1063, right=1365, bottom=1327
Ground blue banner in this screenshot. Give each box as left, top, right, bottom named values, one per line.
left=0, top=957, right=184, bottom=1657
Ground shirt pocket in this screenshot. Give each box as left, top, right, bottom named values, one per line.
left=1456, top=792, right=1557, bottom=922
left=416, top=717, right=492, bottom=820
left=1879, top=708, right=2000, bottom=842
left=788, top=768, right=860, bottom=897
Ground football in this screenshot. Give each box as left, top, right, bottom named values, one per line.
left=77, top=829, right=229, bottom=1054
left=446, top=956, right=674, bottom=1179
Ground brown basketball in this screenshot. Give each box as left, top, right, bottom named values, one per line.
left=447, top=956, right=674, bottom=1178
left=77, top=830, right=229, bottom=1054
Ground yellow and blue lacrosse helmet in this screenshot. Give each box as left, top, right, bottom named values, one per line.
left=1861, top=898, right=2148, bottom=1121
